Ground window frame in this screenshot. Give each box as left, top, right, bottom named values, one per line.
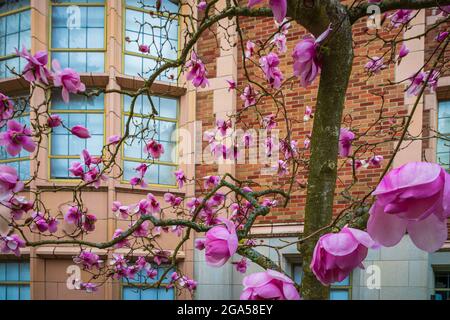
left=330, top=275, right=352, bottom=300
left=0, top=96, right=31, bottom=180
left=122, top=0, right=181, bottom=78
left=120, top=94, right=179, bottom=188
left=0, top=260, right=31, bottom=300
left=0, top=1, right=31, bottom=79
left=48, top=92, right=106, bottom=181
left=434, top=270, right=450, bottom=300
left=48, top=1, right=107, bottom=73
left=437, top=100, right=450, bottom=169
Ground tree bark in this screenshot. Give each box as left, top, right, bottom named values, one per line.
left=292, top=1, right=354, bottom=300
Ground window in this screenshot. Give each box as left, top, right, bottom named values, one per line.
left=50, top=92, right=104, bottom=179
left=123, top=0, right=179, bottom=81
left=0, top=0, right=31, bottom=79
left=50, top=0, right=105, bottom=73
left=437, top=101, right=450, bottom=169
left=0, top=97, right=30, bottom=180
left=330, top=276, right=352, bottom=300
left=122, top=266, right=175, bottom=300
left=290, top=262, right=351, bottom=300
left=0, top=261, right=30, bottom=300
left=122, top=94, right=177, bottom=186
left=434, top=271, right=450, bottom=300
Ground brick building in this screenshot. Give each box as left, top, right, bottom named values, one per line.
left=0, top=0, right=449, bottom=300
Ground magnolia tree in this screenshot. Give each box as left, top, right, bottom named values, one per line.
left=0, top=0, right=450, bottom=300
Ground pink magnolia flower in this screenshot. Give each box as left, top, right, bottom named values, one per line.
left=0, top=93, right=14, bottom=124
left=197, top=1, right=207, bottom=10
left=240, top=84, right=257, bottom=108
left=368, top=162, right=450, bottom=252
left=65, top=206, right=82, bottom=225
left=303, top=137, right=311, bottom=149
left=69, top=161, right=84, bottom=178
left=233, top=258, right=248, bottom=273
left=16, top=47, right=52, bottom=84
left=71, top=125, right=91, bottom=139
left=437, top=5, right=450, bottom=16
left=31, top=211, right=48, bottom=233
left=112, top=201, right=130, bottom=219
left=0, top=234, right=25, bottom=256
left=226, top=79, right=236, bottom=91
left=369, top=155, right=384, bottom=167
left=73, top=251, right=102, bottom=270
left=172, top=225, right=184, bottom=237
left=164, top=192, right=182, bottom=206
left=138, top=44, right=150, bottom=53
left=146, top=193, right=161, bottom=214
left=4, top=196, right=32, bottom=220
left=186, top=52, right=209, bottom=88
left=303, top=106, right=313, bottom=122
left=203, top=175, right=220, bottom=189
left=112, top=229, right=130, bottom=249
left=263, top=114, right=277, bottom=130
left=265, top=136, right=274, bottom=157
left=247, top=0, right=287, bottom=23
left=195, top=238, right=206, bottom=250
left=245, top=41, right=255, bottom=59
left=0, top=165, right=24, bottom=200
left=47, top=114, right=62, bottom=128
left=47, top=217, right=59, bottom=233
left=275, top=159, right=288, bottom=176
left=80, top=283, right=98, bottom=293
left=364, top=56, right=386, bottom=74
left=0, top=120, right=35, bottom=157
left=240, top=269, right=300, bottom=300
left=338, top=128, right=355, bottom=157
left=107, top=135, right=121, bottom=144
left=311, top=227, right=379, bottom=285
left=389, top=10, right=412, bottom=28
left=407, top=70, right=440, bottom=96
left=187, top=197, right=202, bottom=213
left=259, top=52, right=284, bottom=89
left=52, top=60, right=86, bottom=103
left=130, top=163, right=148, bottom=188
left=216, top=119, right=232, bottom=136
left=205, top=219, right=238, bottom=266
left=174, top=169, right=187, bottom=188
left=145, top=140, right=164, bottom=159
left=132, top=220, right=150, bottom=237
left=292, top=25, right=332, bottom=88
left=271, top=33, right=287, bottom=54
left=82, top=213, right=97, bottom=232
left=397, top=43, right=409, bottom=62
left=280, top=139, right=297, bottom=159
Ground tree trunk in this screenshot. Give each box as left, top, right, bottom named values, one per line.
left=295, top=2, right=354, bottom=300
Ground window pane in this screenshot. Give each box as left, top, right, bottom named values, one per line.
left=330, top=289, right=349, bottom=300
left=0, top=264, right=5, bottom=281
left=19, top=262, right=30, bottom=282
left=0, top=286, right=5, bottom=300
left=6, top=263, right=19, bottom=281
left=157, top=288, right=174, bottom=300
left=50, top=158, right=70, bottom=178
left=19, top=285, right=30, bottom=300
left=141, top=288, right=158, bottom=300
left=123, top=287, right=141, bottom=300
left=0, top=0, right=30, bottom=12
left=6, top=285, right=19, bottom=300
left=158, top=165, right=176, bottom=185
